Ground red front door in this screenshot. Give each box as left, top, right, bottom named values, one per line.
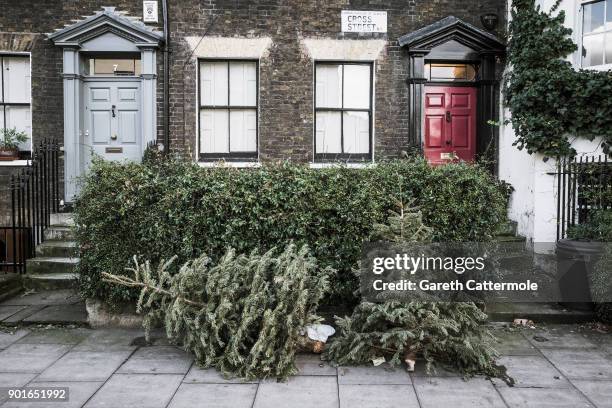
left=423, top=86, right=477, bottom=165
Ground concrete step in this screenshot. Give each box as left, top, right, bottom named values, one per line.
left=50, top=213, right=74, bottom=227
left=496, top=220, right=518, bottom=237
left=36, top=240, right=77, bottom=258
left=486, top=302, right=595, bottom=324
left=44, top=225, right=74, bottom=241
left=26, top=257, right=79, bottom=275
left=494, top=234, right=527, bottom=243
left=23, top=273, right=79, bottom=291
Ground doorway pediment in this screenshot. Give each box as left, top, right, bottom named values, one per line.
left=398, top=16, right=504, bottom=56
left=48, top=6, right=162, bottom=49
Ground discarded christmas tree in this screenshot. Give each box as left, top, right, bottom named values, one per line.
left=102, top=244, right=332, bottom=380
left=326, top=199, right=499, bottom=375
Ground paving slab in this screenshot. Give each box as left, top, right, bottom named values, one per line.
left=0, top=372, right=37, bottom=405
left=410, top=360, right=461, bottom=377
left=491, top=355, right=570, bottom=388
left=16, top=328, right=92, bottom=345
left=71, top=328, right=142, bottom=351
left=183, top=366, right=258, bottom=384
left=0, top=306, right=26, bottom=321
left=1, top=305, right=45, bottom=323
left=295, top=354, right=337, bottom=376
left=572, top=380, right=612, bottom=408
left=337, top=365, right=411, bottom=385
left=0, top=328, right=30, bottom=349
left=254, top=376, right=338, bottom=408
left=168, top=383, right=257, bottom=408
left=117, top=346, right=193, bottom=374
left=492, top=329, right=540, bottom=356
left=22, top=303, right=87, bottom=324
left=540, top=348, right=612, bottom=380
left=2, top=381, right=103, bottom=408
left=413, top=377, right=506, bottom=408
left=0, top=290, right=80, bottom=306
left=526, top=326, right=599, bottom=349
left=339, top=384, right=420, bottom=408
left=0, top=343, right=71, bottom=373
left=496, top=386, right=594, bottom=408
left=35, top=350, right=133, bottom=382
left=84, top=373, right=184, bottom=408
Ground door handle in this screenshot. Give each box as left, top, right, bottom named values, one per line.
left=445, top=140, right=451, bottom=145
left=111, top=105, right=116, bottom=118
left=445, top=111, right=451, bottom=122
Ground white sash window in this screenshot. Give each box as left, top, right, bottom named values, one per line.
left=1, top=55, right=31, bottom=152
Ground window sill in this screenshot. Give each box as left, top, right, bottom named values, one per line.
left=0, top=160, right=31, bottom=167
left=309, top=162, right=374, bottom=169
left=578, top=64, right=612, bottom=72
left=198, top=161, right=261, bottom=168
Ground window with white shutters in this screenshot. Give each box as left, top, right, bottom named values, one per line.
left=0, top=55, right=31, bottom=151
left=315, top=62, right=372, bottom=161
left=199, top=60, right=258, bottom=160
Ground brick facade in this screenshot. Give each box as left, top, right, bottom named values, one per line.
left=0, top=0, right=505, bottom=220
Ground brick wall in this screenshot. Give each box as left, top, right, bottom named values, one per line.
left=0, top=0, right=505, bottom=221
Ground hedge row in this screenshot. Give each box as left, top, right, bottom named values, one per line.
left=74, top=155, right=508, bottom=305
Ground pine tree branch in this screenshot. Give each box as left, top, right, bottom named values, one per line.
left=101, top=272, right=206, bottom=307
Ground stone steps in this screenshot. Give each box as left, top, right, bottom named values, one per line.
left=23, top=272, right=79, bottom=291
left=36, top=240, right=77, bottom=258
left=24, top=213, right=79, bottom=291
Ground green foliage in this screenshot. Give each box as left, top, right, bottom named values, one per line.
left=567, top=210, right=612, bottom=241
left=371, top=197, right=433, bottom=244
left=0, top=127, right=28, bottom=149
left=505, top=0, right=612, bottom=158
left=325, top=301, right=498, bottom=375
left=327, top=198, right=498, bottom=375
left=74, top=156, right=506, bottom=305
left=102, top=244, right=331, bottom=381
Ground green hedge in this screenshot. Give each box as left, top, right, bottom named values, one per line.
left=74, top=155, right=507, bottom=305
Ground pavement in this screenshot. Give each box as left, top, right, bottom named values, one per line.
left=0, top=293, right=611, bottom=407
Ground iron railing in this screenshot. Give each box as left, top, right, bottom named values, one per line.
left=556, top=154, right=612, bottom=240
left=0, top=140, right=61, bottom=273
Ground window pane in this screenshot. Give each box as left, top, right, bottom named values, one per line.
left=608, top=0, right=612, bottom=29
left=427, top=64, right=477, bottom=81
left=5, top=105, right=32, bottom=150
left=229, top=62, right=257, bottom=106
left=3, top=57, right=30, bottom=103
left=315, top=111, right=341, bottom=154
left=229, top=109, right=257, bottom=152
left=200, top=62, right=228, bottom=106
left=315, top=65, right=342, bottom=108
left=607, top=33, right=612, bottom=64
left=200, top=109, right=229, bottom=153
left=343, top=65, right=370, bottom=109
left=343, top=111, right=369, bottom=154
left=583, top=34, right=605, bottom=66
left=88, top=58, right=140, bottom=76
left=584, top=1, right=605, bottom=33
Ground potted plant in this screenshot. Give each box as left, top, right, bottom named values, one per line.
left=0, top=127, right=29, bottom=161
left=557, top=211, right=610, bottom=311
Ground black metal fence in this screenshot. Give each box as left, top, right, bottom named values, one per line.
left=0, top=140, right=61, bottom=273
left=556, top=155, right=612, bottom=240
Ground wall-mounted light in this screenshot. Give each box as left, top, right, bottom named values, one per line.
left=480, top=13, right=499, bottom=31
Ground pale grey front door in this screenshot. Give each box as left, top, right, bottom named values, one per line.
left=83, top=81, right=142, bottom=162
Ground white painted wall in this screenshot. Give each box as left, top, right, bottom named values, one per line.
left=499, top=0, right=606, bottom=251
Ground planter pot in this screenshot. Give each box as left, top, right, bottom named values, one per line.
left=0, top=147, right=18, bottom=161
left=556, top=239, right=604, bottom=311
